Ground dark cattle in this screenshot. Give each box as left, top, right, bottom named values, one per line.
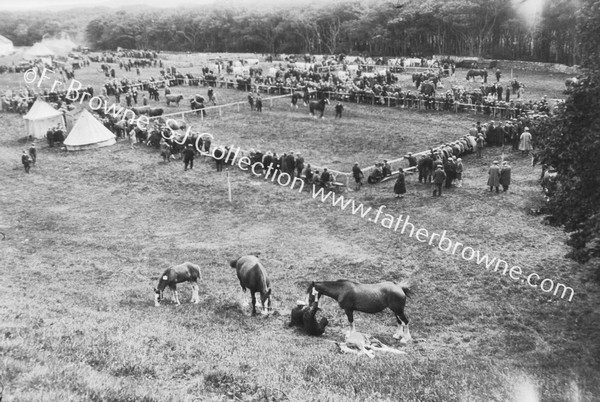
left=165, top=94, right=184, bottom=106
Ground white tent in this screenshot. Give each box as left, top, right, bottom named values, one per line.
left=22, top=99, right=65, bottom=139
left=63, top=109, right=116, bottom=151
left=24, top=43, right=56, bottom=59
left=0, top=35, right=14, bottom=56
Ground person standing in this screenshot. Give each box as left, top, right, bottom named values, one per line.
left=394, top=168, right=406, bottom=198
left=255, top=94, right=263, bottom=112
left=432, top=166, right=446, bottom=197
left=495, top=68, right=501, bottom=82
left=500, top=161, right=511, bottom=192
left=406, top=152, right=417, bottom=169
left=295, top=153, right=305, bottom=178
left=183, top=144, right=195, bottom=171
left=455, top=158, right=463, bottom=187
left=335, top=101, right=343, bottom=118
left=248, top=92, right=254, bottom=111
left=352, top=162, right=364, bottom=191
left=519, top=127, right=533, bottom=155
left=476, top=134, right=485, bottom=158
left=285, top=152, right=296, bottom=177
left=488, top=161, right=501, bottom=193
left=444, top=156, right=456, bottom=189
left=21, top=150, right=32, bottom=173
left=28, top=143, right=36, bottom=166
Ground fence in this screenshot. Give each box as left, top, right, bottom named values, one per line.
left=151, top=93, right=293, bottom=121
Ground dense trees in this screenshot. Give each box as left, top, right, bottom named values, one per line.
left=0, top=0, right=584, bottom=65
left=533, top=0, right=600, bottom=271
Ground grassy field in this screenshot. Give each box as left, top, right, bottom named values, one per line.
left=0, top=54, right=599, bottom=402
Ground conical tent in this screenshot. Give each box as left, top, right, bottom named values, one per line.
left=24, top=43, right=55, bottom=59
left=23, top=99, right=65, bottom=139
left=63, top=109, right=116, bottom=151
left=0, top=35, right=14, bottom=56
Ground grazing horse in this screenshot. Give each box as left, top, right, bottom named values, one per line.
left=229, top=255, right=272, bottom=315
left=154, top=262, right=202, bottom=307
left=307, top=279, right=413, bottom=341
left=309, top=98, right=330, bottom=118
left=466, top=69, right=488, bottom=81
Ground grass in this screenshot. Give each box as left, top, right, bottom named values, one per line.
left=0, top=53, right=599, bottom=402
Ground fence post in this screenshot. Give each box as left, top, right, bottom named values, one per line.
left=270, top=98, right=273, bottom=109
left=237, top=103, right=240, bottom=112
left=219, top=106, right=222, bottom=117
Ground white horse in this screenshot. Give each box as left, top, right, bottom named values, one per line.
left=154, top=262, right=203, bottom=306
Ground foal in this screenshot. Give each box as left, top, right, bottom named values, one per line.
left=154, top=262, right=202, bottom=307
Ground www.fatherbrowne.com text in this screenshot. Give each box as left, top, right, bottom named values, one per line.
left=225, top=154, right=574, bottom=302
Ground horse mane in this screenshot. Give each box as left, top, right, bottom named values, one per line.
left=398, top=279, right=413, bottom=298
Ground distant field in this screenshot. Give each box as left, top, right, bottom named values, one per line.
left=0, top=53, right=598, bottom=402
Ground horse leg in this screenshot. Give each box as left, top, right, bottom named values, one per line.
left=251, top=292, right=257, bottom=316
left=191, top=282, right=199, bottom=304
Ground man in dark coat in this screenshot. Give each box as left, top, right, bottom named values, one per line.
left=500, top=161, right=512, bottom=192
left=444, top=157, right=456, bottom=189
left=255, top=94, right=262, bottom=112
left=417, top=155, right=426, bottom=183
left=352, top=162, right=363, bottom=191
left=488, top=161, right=501, bottom=193
left=432, top=166, right=446, bottom=196
left=183, top=144, right=195, bottom=171
left=295, top=153, right=305, bottom=178
left=285, top=152, right=296, bottom=177
left=320, top=168, right=332, bottom=188
left=394, top=168, right=406, bottom=198
left=406, top=152, right=417, bottom=169
left=423, top=153, right=433, bottom=183
left=28, top=143, right=36, bottom=166
left=22, top=150, right=32, bottom=173
left=335, top=101, right=343, bottom=118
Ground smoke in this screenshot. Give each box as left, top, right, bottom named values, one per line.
left=513, top=0, right=546, bottom=28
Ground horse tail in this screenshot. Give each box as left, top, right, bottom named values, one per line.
left=398, top=280, right=413, bottom=298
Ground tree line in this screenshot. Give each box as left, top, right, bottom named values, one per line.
left=82, top=0, right=581, bottom=65
left=0, top=0, right=583, bottom=66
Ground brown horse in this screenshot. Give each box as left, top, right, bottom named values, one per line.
left=307, top=279, right=413, bottom=342
left=229, top=255, right=272, bottom=315
left=154, top=262, right=202, bottom=306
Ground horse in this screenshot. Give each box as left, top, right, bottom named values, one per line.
left=309, top=98, right=329, bottom=118
left=307, top=279, right=413, bottom=342
left=290, top=92, right=303, bottom=108
left=154, top=262, right=202, bottom=307
left=229, top=255, right=272, bottom=316
left=165, top=94, right=184, bottom=106
left=466, top=69, right=488, bottom=81
left=420, top=82, right=436, bottom=96
left=167, top=119, right=186, bottom=131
